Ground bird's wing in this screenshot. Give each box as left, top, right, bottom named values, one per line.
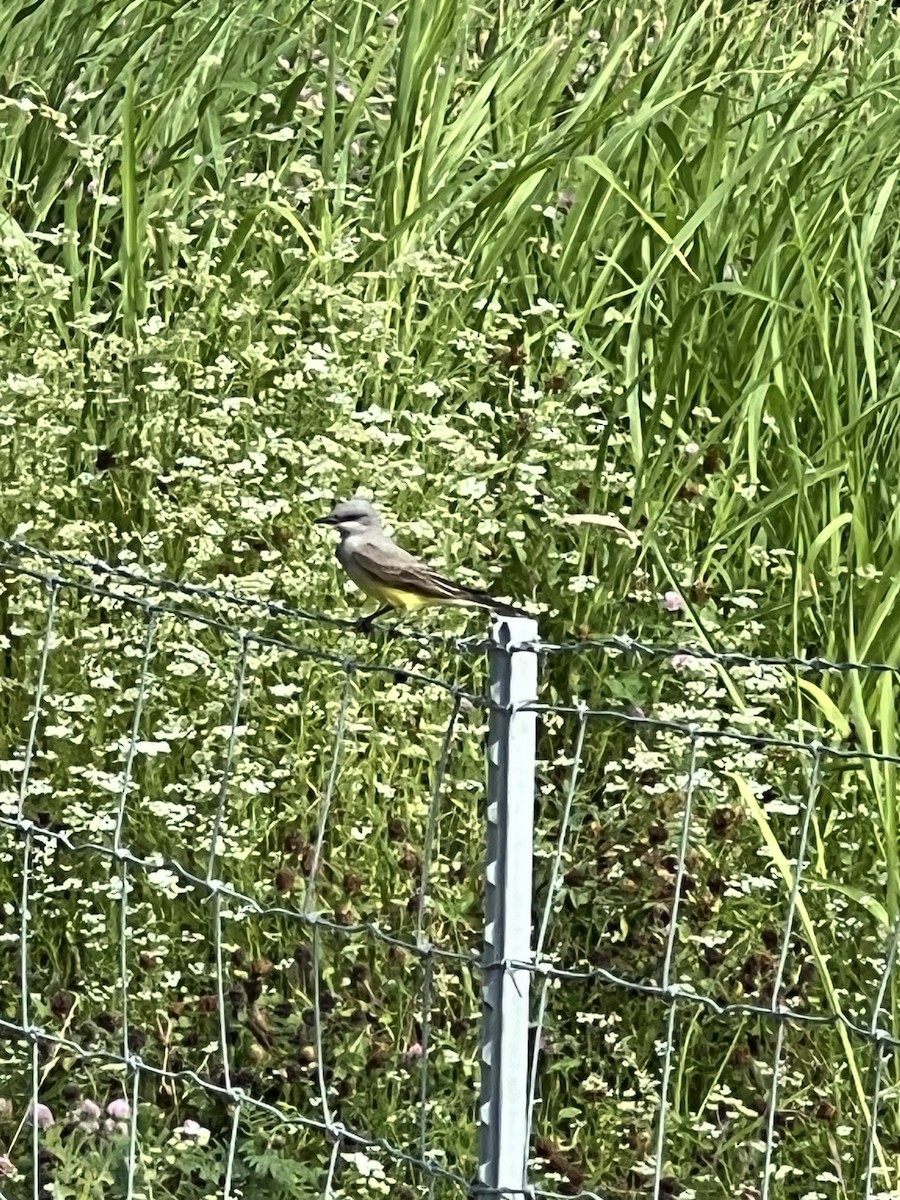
left=350, top=538, right=477, bottom=602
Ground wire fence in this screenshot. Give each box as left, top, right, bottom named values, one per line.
left=0, top=539, right=897, bottom=1200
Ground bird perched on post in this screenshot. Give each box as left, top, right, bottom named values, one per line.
left=315, top=497, right=529, bottom=628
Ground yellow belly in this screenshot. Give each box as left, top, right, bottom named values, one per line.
left=363, top=584, right=442, bottom=611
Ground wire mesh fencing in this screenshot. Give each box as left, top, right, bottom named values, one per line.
left=0, top=540, right=490, bottom=1200
left=0, top=539, right=897, bottom=1200
left=524, top=642, right=900, bottom=1200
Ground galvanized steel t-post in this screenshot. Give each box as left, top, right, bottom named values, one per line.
left=479, top=614, right=539, bottom=1199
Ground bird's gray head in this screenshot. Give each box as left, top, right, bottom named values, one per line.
left=314, top=497, right=383, bottom=538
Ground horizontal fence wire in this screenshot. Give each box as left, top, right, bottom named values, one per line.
left=0, top=538, right=488, bottom=655
left=0, top=541, right=898, bottom=1200
left=530, top=633, right=900, bottom=677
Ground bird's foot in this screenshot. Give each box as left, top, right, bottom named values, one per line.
left=355, top=606, right=394, bottom=636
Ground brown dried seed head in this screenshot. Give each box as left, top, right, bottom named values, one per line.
left=283, top=830, right=305, bottom=855
left=630, top=1128, right=651, bottom=1155
left=399, top=845, right=420, bottom=873
left=731, top=1044, right=752, bottom=1068
left=710, top=805, right=742, bottom=836
left=50, top=991, right=76, bottom=1018
left=367, top=1046, right=389, bottom=1070
left=275, top=868, right=296, bottom=892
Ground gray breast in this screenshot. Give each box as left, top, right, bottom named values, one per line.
left=337, top=535, right=374, bottom=589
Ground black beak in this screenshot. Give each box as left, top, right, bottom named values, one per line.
left=314, top=514, right=336, bottom=526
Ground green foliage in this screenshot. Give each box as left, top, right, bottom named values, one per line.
left=2, top=0, right=900, bottom=1196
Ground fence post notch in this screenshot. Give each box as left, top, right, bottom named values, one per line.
left=480, top=614, right=539, bottom=1199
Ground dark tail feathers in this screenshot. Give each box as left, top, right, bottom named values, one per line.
left=463, top=587, right=531, bottom=620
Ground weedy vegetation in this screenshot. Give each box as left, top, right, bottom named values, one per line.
left=2, top=0, right=900, bottom=1196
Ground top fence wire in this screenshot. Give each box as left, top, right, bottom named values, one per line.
left=0, top=539, right=897, bottom=1200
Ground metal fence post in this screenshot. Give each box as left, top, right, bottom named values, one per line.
left=479, top=614, right=539, bottom=1199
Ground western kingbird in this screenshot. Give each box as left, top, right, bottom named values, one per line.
left=315, top=498, right=528, bottom=626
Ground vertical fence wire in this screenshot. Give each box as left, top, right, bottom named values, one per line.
left=207, top=630, right=251, bottom=1100
left=862, top=918, right=899, bottom=1200
left=417, top=694, right=463, bottom=1188
left=112, top=607, right=158, bottom=1198
left=304, top=667, right=354, bottom=915
left=526, top=704, right=588, bottom=1156
left=14, top=580, right=58, bottom=1199
left=209, top=632, right=251, bottom=1195
left=759, top=747, right=823, bottom=1200
left=650, top=733, right=699, bottom=1200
